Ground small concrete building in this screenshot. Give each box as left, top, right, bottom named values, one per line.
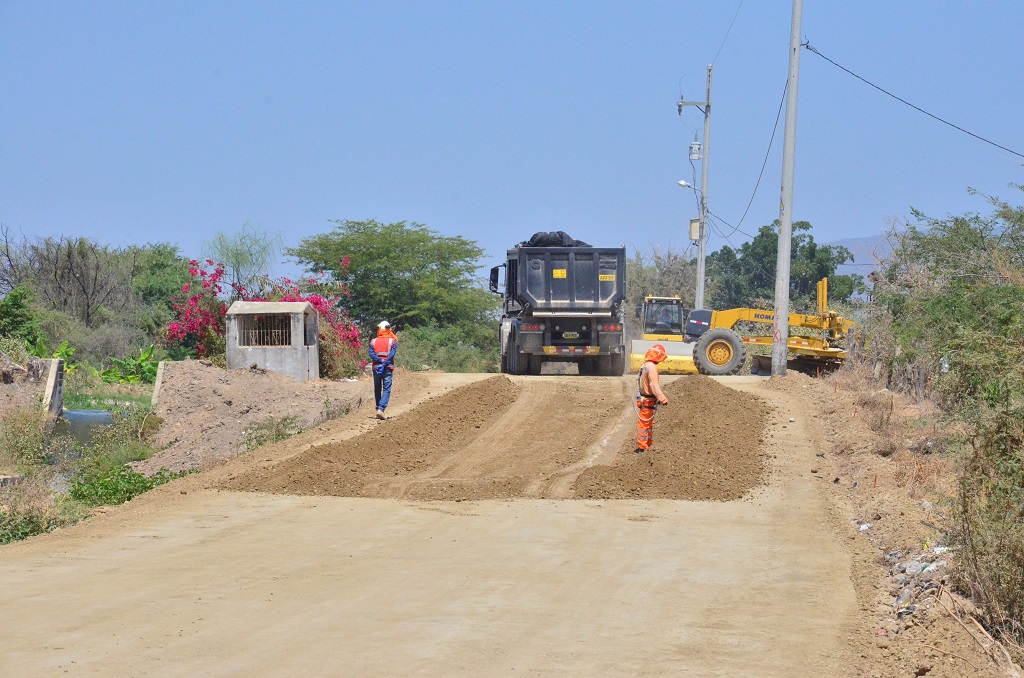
left=225, top=301, right=319, bottom=382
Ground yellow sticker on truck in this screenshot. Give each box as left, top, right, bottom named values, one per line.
left=552, top=269, right=567, bottom=278
left=599, top=274, right=616, bottom=281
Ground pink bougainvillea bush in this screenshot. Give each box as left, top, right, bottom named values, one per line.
left=163, top=261, right=363, bottom=378
left=164, top=260, right=230, bottom=358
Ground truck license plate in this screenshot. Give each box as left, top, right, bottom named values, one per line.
left=563, top=332, right=579, bottom=339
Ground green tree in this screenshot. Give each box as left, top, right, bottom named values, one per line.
left=624, top=248, right=697, bottom=337
left=205, top=222, right=282, bottom=296
left=125, top=243, right=191, bottom=336
left=0, top=228, right=194, bottom=363
left=398, top=322, right=499, bottom=372
left=288, top=219, right=497, bottom=331
left=705, top=221, right=863, bottom=310
left=0, top=284, right=41, bottom=343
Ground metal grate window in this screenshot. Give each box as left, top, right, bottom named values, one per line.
left=239, top=314, right=292, bottom=347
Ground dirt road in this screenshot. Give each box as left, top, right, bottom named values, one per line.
left=0, top=374, right=857, bottom=676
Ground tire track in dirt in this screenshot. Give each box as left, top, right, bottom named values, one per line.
left=223, top=376, right=522, bottom=498
left=375, top=376, right=631, bottom=499
left=539, top=387, right=640, bottom=498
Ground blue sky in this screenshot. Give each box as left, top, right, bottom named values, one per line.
left=2, top=1, right=1022, bottom=279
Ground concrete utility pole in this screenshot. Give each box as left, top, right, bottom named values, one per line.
left=772, top=0, right=803, bottom=376
left=678, top=64, right=712, bottom=309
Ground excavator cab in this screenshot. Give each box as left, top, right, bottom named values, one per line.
left=642, top=298, right=686, bottom=338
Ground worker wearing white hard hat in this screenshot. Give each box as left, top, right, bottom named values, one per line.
left=369, top=320, right=398, bottom=419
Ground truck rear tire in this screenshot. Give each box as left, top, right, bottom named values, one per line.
left=506, top=335, right=528, bottom=375
left=693, top=328, right=746, bottom=376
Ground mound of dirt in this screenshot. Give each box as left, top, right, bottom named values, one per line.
left=223, top=375, right=521, bottom=497
left=225, top=373, right=771, bottom=502
left=572, top=377, right=771, bottom=501
left=137, top=361, right=367, bottom=474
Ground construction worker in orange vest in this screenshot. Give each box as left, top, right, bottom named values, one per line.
left=369, top=320, right=398, bottom=419
left=636, top=344, right=669, bottom=453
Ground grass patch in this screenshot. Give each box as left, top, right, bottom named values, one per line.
left=69, top=466, right=190, bottom=507
left=242, top=415, right=302, bottom=451
left=75, top=405, right=162, bottom=470
left=0, top=401, right=169, bottom=545
left=0, top=508, right=53, bottom=544
left=63, top=391, right=153, bottom=410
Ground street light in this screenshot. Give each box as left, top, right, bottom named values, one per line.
left=677, top=180, right=707, bottom=309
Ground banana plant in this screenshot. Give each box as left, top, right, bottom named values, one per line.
left=26, top=338, right=79, bottom=374
left=100, top=345, right=158, bottom=384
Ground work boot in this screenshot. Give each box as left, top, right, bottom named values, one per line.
left=376, top=410, right=386, bottom=420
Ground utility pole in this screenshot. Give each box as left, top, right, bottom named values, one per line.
left=772, top=0, right=803, bottom=376
left=678, top=64, right=712, bottom=309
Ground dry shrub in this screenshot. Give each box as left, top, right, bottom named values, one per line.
left=0, top=473, right=80, bottom=544
left=0, top=336, right=30, bottom=365
left=889, top=449, right=949, bottom=499
left=0, top=406, right=51, bottom=472
left=956, top=408, right=1024, bottom=648
left=78, top=323, right=149, bottom=366
left=852, top=388, right=906, bottom=456
left=829, top=357, right=876, bottom=393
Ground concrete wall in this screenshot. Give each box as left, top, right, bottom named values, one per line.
left=227, top=345, right=318, bottom=381
left=41, top=359, right=64, bottom=414
left=225, top=311, right=320, bottom=382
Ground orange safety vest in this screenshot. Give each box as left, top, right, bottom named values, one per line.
left=370, top=335, right=396, bottom=370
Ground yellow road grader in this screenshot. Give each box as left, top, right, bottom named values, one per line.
left=629, top=278, right=855, bottom=376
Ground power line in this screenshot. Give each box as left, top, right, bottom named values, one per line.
left=804, top=41, right=1024, bottom=160
left=708, top=211, right=754, bottom=240
left=712, top=0, right=745, bottom=66
left=731, top=78, right=788, bottom=234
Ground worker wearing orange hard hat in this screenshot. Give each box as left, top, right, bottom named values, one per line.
left=635, top=343, right=669, bottom=453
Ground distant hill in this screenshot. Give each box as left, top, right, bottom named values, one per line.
left=824, top=234, right=891, bottom=280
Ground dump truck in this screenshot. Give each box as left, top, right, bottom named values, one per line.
left=628, top=278, right=854, bottom=376
left=490, top=234, right=626, bottom=376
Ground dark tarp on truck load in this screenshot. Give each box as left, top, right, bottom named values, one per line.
left=517, top=231, right=592, bottom=248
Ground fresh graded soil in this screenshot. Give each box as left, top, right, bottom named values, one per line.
left=224, top=374, right=767, bottom=501
left=573, top=376, right=771, bottom=500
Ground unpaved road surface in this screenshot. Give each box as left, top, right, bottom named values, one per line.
left=0, top=374, right=857, bottom=676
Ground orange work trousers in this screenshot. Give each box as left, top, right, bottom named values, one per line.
left=636, top=396, right=658, bottom=450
